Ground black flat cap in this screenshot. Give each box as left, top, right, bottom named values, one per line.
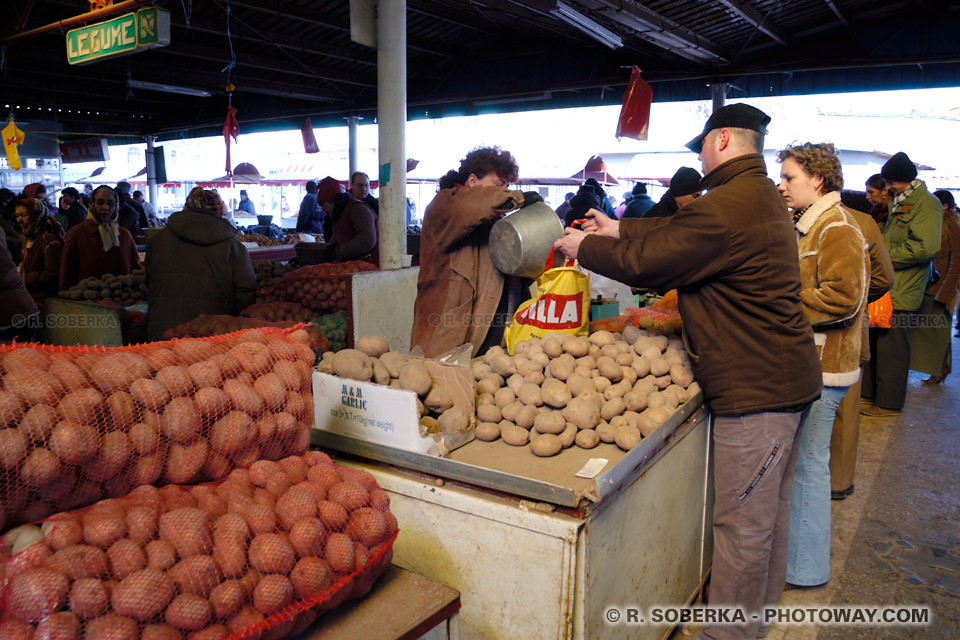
left=669, top=167, right=703, bottom=196
left=685, top=103, right=771, bottom=154
left=881, top=151, right=918, bottom=182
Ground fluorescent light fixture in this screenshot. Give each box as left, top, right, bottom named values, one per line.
left=128, top=79, right=212, bottom=97
left=552, top=1, right=622, bottom=49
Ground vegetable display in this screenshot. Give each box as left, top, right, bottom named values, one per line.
left=471, top=328, right=699, bottom=456
left=261, top=262, right=378, bottom=316
left=0, top=451, right=396, bottom=639
left=57, top=270, right=148, bottom=304
left=252, top=261, right=296, bottom=301
left=311, top=312, right=348, bottom=353
left=161, top=316, right=329, bottom=354
left=0, top=327, right=317, bottom=531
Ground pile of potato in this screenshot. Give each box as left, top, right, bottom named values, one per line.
left=263, top=262, right=378, bottom=316
left=253, top=260, right=296, bottom=298
left=0, top=327, right=317, bottom=530
left=472, top=327, right=699, bottom=457
left=316, top=337, right=474, bottom=438
left=238, top=233, right=294, bottom=247
left=58, top=269, right=148, bottom=305
left=0, top=451, right=396, bottom=640
left=241, top=301, right=315, bottom=324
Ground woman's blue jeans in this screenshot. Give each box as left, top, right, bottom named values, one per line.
left=786, top=385, right=850, bottom=586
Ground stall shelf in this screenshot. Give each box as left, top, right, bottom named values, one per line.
left=312, top=393, right=713, bottom=640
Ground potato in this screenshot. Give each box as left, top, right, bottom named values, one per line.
left=517, top=383, right=543, bottom=407
left=475, top=422, right=501, bottom=441
left=637, top=413, right=660, bottom=436
left=144, top=540, right=178, bottom=572
left=209, top=580, right=246, bottom=620
left=524, top=370, right=546, bottom=386
left=168, top=555, right=221, bottom=598
left=70, top=578, right=109, bottom=619
left=622, top=326, right=643, bottom=345
left=476, top=373, right=504, bottom=395
left=370, top=358, right=391, bottom=385
left=20, top=447, right=60, bottom=488
left=253, top=574, right=293, bottom=616
left=589, top=330, right=616, bottom=346
left=437, top=406, right=469, bottom=434
left=669, top=364, right=695, bottom=388
left=530, top=434, right=563, bottom=457
left=599, top=344, right=619, bottom=359
left=159, top=508, right=212, bottom=558
left=533, top=412, right=564, bottom=435
left=575, top=355, right=597, bottom=370
left=210, top=411, right=255, bottom=456
left=487, top=353, right=516, bottom=377
left=476, top=404, right=501, bottom=423
left=559, top=422, right=577, bottom=448
left=129, top=378, right=171, bottom=412
left=623, top=390, right=649, bottom=412
left=108, top=539, right=147, bottom=580
left=575, top=429, right=600, bottom=449
left=494, top=387, right=517, bottom=409
left=595, top=421, right=616, bottom=443
left=6, top=567, right=70, bottom=623
left=542, top=335, right=563, bottom=358
left=290, top=557, right=333, bottom=600
left=547, top=354, right=575, bottom=381
left=596, top=356, right=623, bottom=382
left=650, top=357, right=671, bottom=377
left=424, top=385, right=454, bottom=414
left=166, top=593, right=212, bottom=630
left=19, top=404, right=58, bottom=442
left=631, top=356, right=652, bottom=378
left=49, top=421, right=99, bottom=466
left=562, top=335, right=589, bottom=357
left=481, top=345, right=506, bottom=365
left=562, top=397, right=600, bottom=430
left=83, top=614, right=139, bottom=640
left=332, top=349, right=373, bottom=382
left=111, top=568, right=176, bottom=621
left=687, top=381, right=702, bottom=398
left=646, top=407, right=672, bottom=426
left=601, top=397, right=627, bottom=421
left=647, top=391, right=666, bottom=410
left=603, top=381, right=629, bottom=400
left=541, top=378, right=571, bottom=409
left=356, top=336, right=389, bottom=358
left=398, top=362, right=432, bottom=396
left=504, top=373, right=523, bottom=394
left=593, top=376, right=612, bottom=393
left=516, top=358, right=543, bottom=377
left=500, top=423, right=530, bottom=446
left=379, top=351, right=406, bottom=378
left=514, top=405, right=538, bottom=429
left=164, top=441, right=209, bottom=485
left=0, top=428, right=28, bottom=468
left=615, top=425, right=642, bottom=451
left=634, top=377, right=657, bottom=397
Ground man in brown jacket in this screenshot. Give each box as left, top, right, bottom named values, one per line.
left=555, top=104, right=822, bottom=640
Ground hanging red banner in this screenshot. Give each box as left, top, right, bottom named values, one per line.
left=223, top=104, right=239, bottom=174
left=616, top=66, right=653, bottom=141
left=301, top=118, right=319, bottom=154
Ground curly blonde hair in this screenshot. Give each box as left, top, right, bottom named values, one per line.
left=776, top=142, right=844, bottom=193
left=186, top=187, right=226, bottom=217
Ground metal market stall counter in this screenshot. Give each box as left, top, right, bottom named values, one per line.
left=312, top=393, right=713, bottom=640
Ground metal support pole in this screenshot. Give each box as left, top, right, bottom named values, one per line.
left=711, top=82, right=728, bottom=113
left=145, top=136, right=158, bottom=208
left=346, top=116, right=361, bottom=179
left=377, top=0, right=406, bottom=270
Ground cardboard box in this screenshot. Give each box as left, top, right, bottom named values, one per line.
left=312, top=358, right=476, bottom=456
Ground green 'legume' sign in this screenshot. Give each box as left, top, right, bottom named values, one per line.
left=66, top=7, right=170, bottom=66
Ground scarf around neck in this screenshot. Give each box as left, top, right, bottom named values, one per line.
left=86, top=209, right=121, bottom=253
left=890, top=179, right=923, bottom=212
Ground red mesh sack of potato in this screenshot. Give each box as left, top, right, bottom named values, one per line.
left=241, top=301, right=315, bottom=324
left=262, top=261, right=378, bottom=315
left=0, top=326, right=318, bottom=532
left=0, top=451, right=397, bottom=639
left=161, top=316, right=328, bottom=353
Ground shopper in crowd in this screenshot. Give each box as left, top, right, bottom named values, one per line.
left=316, top=177, right=346, bottom=242
left=563, top=187, right=602, bottom=229
left=864, top=174, right=889, bottom=225
left=615, top=191, right=631, bottom=218
left=0, top=217, right=39, bottom=343
left=116, top=181, right=148, bottom=235
left=411, top=146, right=532, bottom=358
left=237, top=189, right=256, bottom=216
left=295, top=180, right=324, bottom=235
left=146, top=187, right=256, bottom=341
left=582, top=178, right=615, bottom=217
left=327, top=183, right=380, bottom=267
left=910, top=189, right=960, bottom=383
left=555, top=104, right=822, bottom=640
left=350, top=171, right=379, bottom=215
left=0, top=188, right=15, bottom=222
left=776, top=143, right=869, bottom=590
left=14, top=198, right=64, bottom=304
left=22, top=183, right=55, bottom=218
left=861, top=152, right=941, bottom=417
left=82, top=183, right=93, bottom=207
left=555, top=192, right=575, bottom=220
left=134, top=190, right=160, bottom=227
left=830, top=190, right=894, bottom=502
left=621, top=182, right=654, bottom=218
left=56, top=187, right=87, bottom=232
left=60, top=185, right=141, bottom=290
left=643, top=167, right=703, bottom=218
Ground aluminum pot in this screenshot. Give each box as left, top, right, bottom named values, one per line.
left=489, top=202, right=564, bottom=278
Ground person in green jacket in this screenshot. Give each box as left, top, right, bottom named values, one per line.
left=861, top=151, right=942, bottom=416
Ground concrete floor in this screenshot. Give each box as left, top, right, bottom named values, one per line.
left=673, top=335, right=960, bottom=640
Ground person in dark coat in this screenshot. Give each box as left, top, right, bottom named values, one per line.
left=563, top=189, right=601, bottom=229
left=621, top=182, right=655, bottom=218
left=147, top=187, right=257, bottom=341
left=22, top=183, right=56, bottom=218
left=296, top=180, right=325, bottom=235
left=60, top=185, right=141, bottom=290
left=327, top=191, right=379, bottom=267
left=116, top=181, right=147, bottom=236
left=56, top=187, right=87, bottom=232
left=0, top=217, right=39, bottom=342
left=350, top=171, right=379, bottom=215
left=642, top=167, right=703, bottom=219
left=14, top=198, right=63, bottom=304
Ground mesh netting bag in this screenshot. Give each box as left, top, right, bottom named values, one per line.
left=0, top=327, right=317, bottom=531
left=0, top=451, right=397, bottom=639
left=261, top=262, right=378, bottom=316
left=160, top=316, right=328, bottom=353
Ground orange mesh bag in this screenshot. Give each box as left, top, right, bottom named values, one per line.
left=261, top=262, right=378, bottom=316
left=0, top=451, right=397, bottom=639
left=0, top=326, right=317, bottom=532
left=162, top=315, right=329, bottom=352
left=590, top=291, right=683, bottom=335
left=240, top=302, right=315, bottom=324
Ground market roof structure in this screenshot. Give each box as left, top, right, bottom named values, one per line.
left=2, top=1, right=959, bottom=141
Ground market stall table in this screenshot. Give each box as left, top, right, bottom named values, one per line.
left=312, top=392, right=713, bottom=640
left=292, top=565, right=461, bottom=640
left=247, top=244, right=296, bottom=262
